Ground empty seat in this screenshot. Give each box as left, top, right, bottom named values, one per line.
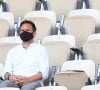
left=54, top=60, right=95, bottom=90
left=6, top=0, right=37, bottom=21
left=0, top=36, right=22, bottom=64
left=42, top=35, right=75, bottom=85
left=61, top=60, right=95, bottom=80
left=64, top=16, right=96, bottom=48
left=83, top=39, right=100, bottom=68
left=22, top=17, right=52, bottom=42
left=55, top=71, right=87, bottom=90
left=42, top=35, right=75, bottom=67
left=0, top=12, right=14, bottom=37
left=47, top=0, right=78, bottom=20
left=68, top=9, right=100, bottom=33
left=81, top=84, right=100, bottom=90
left=36, top=86, right=67, bottom=90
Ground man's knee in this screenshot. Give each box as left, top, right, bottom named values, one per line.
left=21, top=82, right=41, bottom=90
left=0, top=80, right=11, bottom=87
left=0, top=80, right=19, bottom=88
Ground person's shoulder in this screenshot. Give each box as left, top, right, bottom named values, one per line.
left=9, top=44, right=22, bottom=53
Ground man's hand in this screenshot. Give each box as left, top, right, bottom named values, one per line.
left=9, top=75, right=21, bottom=84
left=18, top=77, right=32, bottom=86
left=9, top=75, right=31, bottom=86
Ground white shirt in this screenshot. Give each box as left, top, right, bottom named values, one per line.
left=2, top=43, right=49, bottom=80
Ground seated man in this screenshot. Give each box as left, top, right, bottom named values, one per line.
left=0, top=20, right=49, bottom=90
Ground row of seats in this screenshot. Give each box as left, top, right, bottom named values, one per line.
left=0, top=11, right=97, bottom=47
left=1, top=0, right=100, bottom=20
left=2, top=33, right=100, bottom=68
left=0, top=0, right=99, bottom=49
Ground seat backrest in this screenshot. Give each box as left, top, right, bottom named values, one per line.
left=0, top=19, right=10, bottom=37
left=0, top=36, right=22, bottom=64
left=6, top=0, right=37, bottom=21
left=36, top=86, right=67, bottom=90
left=64, top=16, right=96, bottom=48
left=42, top=35, right=75, bottom=47
left=47, top=0, right=78, bottom=20
left=68, top=9, right=100, bottom=33
left=81, top=84, right=100, bottom=90
left=42, top=35, right=74, bottom=67
left=54, top=71, right=88, bottom=90
left=83, top=39, right=100, bottom=68
left=23, top=17, right=52, bottom=42
left=0, top=12, right=14, bottom=29
left=68, top=9, right=100, bottom=27
left=61, top=60, right=95, bottom=80
left=24, top=11, right=56, bottom=31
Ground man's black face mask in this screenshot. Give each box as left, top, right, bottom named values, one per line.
left=20, top=31, right=33, bottom=42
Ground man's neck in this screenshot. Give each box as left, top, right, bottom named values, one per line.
left=22, top=39, right=34, bottom=49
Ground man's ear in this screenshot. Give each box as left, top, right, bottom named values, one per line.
left=33, top=31, right=37, bottom=37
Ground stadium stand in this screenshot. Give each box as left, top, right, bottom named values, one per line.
left=64, top=16, right=96, bottom=48
left=1, top=0, right=100, bottom=89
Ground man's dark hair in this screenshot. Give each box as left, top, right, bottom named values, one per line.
left=20, top=20, right=36, bottom=32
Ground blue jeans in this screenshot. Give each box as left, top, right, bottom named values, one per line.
left=0, top=80, right=41, bottom=90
